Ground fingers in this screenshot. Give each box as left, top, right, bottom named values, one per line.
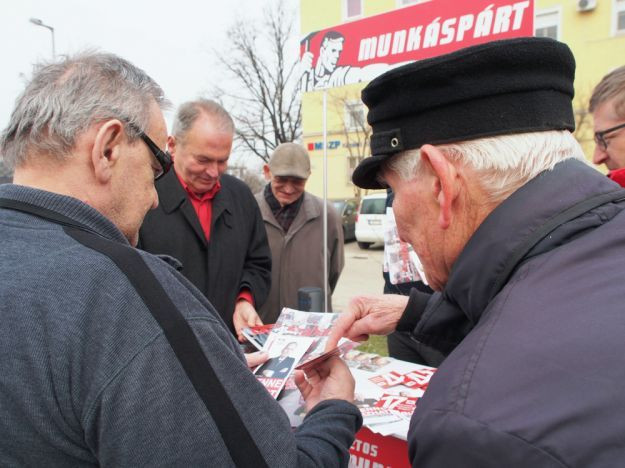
left=326, top=311, right=356, bottom=351
left=294, top=370, right=312, bottom=400
left=245, top=351, right=268, bottom=368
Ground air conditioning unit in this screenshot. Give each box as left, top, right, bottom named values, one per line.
left=576, top=0, right=597, bottom=12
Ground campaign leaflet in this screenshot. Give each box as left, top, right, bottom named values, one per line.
left=383, top=207, right=427, bottom=285
left=253, top=308, right=343, bottom=398
left=278, top=347, right=437, bottom=440
left=254, top=334, right=315, bottom=398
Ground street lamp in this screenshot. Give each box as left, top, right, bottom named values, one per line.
left=29, top=17, right=55, bottom=58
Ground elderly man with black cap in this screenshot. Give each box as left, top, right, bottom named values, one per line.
left=328, top=37, right=625, bottom=466
left=256, top=143, right=344, bottom=322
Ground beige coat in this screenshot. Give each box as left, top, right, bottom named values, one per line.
left=255, top=191, right=344, bottom=323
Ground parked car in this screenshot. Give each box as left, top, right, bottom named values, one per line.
left=355, top=192, right=387, bottom=249
left=331, top=198, right=359, bottom=242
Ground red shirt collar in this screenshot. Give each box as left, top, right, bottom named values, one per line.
left=176, top=170, right=222, bottom=201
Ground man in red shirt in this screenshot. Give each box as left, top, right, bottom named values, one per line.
left=589, top=65, right=625, bottom=186
left=139, top=100, right=271, bottom=340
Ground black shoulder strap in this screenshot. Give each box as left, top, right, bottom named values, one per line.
left=487, top=189, right=625, bottom=302
left=0, top=198, right=268, bottom=468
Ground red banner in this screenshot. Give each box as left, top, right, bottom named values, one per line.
left=300, top=0, right=534, bottom=91
left=350, top=428, right=410, bottom=467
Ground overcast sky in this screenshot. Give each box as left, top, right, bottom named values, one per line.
left=0, top=0, right=299, bottom=145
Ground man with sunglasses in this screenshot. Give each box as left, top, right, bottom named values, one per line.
left=590, top=65, right=625, bottom=186
left=0, top=52, right=361, bottom=467
left=139, top=99, right=271, bottom=341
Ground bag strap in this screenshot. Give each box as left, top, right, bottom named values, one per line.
left=0, top=198, right=268, bottom=468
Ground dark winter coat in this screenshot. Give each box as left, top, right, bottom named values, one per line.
left=406, top=159, right=625, bottom=466
left=139, top=171, right=271, bottom=331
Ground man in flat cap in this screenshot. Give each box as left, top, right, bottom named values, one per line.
left=256, top=143, right=344, bottom=321
left=589, top=65, right=625, bottom=186
left=328, top=37, right=625, bottom=466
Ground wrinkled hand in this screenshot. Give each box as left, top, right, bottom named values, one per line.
left=233, top=300, right=263, bottom=342
left=325, top=294, right=409, bottom=351
left=245, top=351, right=268, bottom=369
left=293, top=356, right=355, bottom=412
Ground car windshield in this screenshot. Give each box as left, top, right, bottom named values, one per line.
left=360, top=198, right=386, bottom=215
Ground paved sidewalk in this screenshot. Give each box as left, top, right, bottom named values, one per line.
left=332, top=240, right=384, bottom=313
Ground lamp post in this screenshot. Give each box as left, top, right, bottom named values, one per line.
left=29, top=18, right=55, bottom=58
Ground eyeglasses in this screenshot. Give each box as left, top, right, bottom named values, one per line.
left=594, top=122, right=625, bottom=151
left=127, top=123, right=172, bottom=180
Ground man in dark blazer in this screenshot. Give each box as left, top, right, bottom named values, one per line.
left=139, top=99, right=271, bottom=339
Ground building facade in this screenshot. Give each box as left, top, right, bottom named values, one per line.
left=300, top=0, right=625, bottom=199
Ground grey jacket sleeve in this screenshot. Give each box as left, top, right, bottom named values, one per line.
left=410, top=409, right=565, bottom=467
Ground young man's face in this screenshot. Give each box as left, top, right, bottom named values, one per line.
left=592, top=97, right=625, bottom=171
left=319, top=38, right=344, bottom=74
left=170, top=113, right=232, bottom=195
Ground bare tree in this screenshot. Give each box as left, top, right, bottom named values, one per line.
left=214, top=0, right=301, bottom=163
left=330, top=90, right=371, bottom=198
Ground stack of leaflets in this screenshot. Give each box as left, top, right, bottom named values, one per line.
left=249, top=308, right=359, bottom=398
left=278, top=344, right=436, bottom=439
left=242, top=308, right=438, bottom=440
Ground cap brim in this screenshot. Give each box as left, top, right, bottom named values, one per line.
left=352, top=154, right=388, bottom=189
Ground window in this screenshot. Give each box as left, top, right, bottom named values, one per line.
left=345, top=101, right=365, bottom=131
left=615, top=0, right=625, bottom=34
left=344, top=0, right=362, bottom=20
left=534, top=8, right=561, bottom=41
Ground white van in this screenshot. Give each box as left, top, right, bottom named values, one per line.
left=355, top=192, right=387, bottom=249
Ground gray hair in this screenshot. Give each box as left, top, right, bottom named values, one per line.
left=171, top=99, right=234, bottom=143
left=0, top=51, right=168, bottom=169
left=384, top=130, right=585, bottom=203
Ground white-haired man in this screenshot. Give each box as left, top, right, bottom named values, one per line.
left=328, top=37, right=625, bottom=466
left=0, top=52, right=361, bottom=466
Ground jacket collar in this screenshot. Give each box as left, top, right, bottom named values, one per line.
left=156, top=170, right=233, bottom=245
left=260, top=191, right=320, bottom=236
left=445, top=159, right=624, bottom=324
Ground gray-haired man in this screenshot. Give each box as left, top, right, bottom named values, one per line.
left=0, top=52, right=361, bottom=466
left=139, top=99, right=271, bottom=341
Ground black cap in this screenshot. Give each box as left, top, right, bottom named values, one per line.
left=352, top=37, right=576, bottom=189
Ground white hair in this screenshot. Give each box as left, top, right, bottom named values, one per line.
left=0, top=51, right=169, bottom=169
left=384, top=130, right=585, bottom=203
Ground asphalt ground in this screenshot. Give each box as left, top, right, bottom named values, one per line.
left=332, top=240, right=385, bottom=313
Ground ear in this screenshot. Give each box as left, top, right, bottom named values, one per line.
left=262, top=164, right=272, bottom=181
left=420, top=144, right=460, bottom=230
left=167, top=135, right=177, bottom=156
left=91, top=120, right=125, bottom=184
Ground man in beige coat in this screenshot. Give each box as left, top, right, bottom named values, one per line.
left=255, top=143, right=344, bottom=322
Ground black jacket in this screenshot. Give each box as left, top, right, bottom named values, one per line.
left=406, top=160, right=625, bottom=466
left=139, top=171, right=271, bottom=331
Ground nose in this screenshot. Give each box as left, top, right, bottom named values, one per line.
left=593, top=145, right=608, bottom=166
left=205, top=162, right=219, bottom=178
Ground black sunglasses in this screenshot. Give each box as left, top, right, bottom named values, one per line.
left=127, top=123, right=172, bottom=180
left=594, top=122, right=625, bottom=151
